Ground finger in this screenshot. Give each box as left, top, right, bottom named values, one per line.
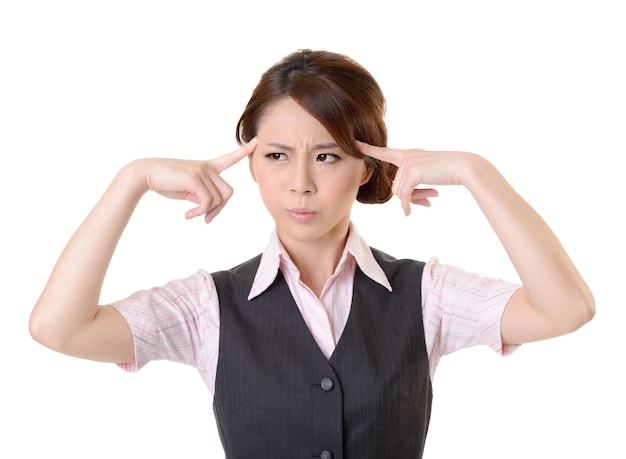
left=180, top=175, right=221, bottom=220
left=410, top=188, right=439, bottom=207
left=204, top=200, right=228, bottom=224
left=390, top=162, right=413, bottom=216
left=211, top=137, right=257, bottom=173
left=393, top=183, right=412, bottom=216
left=185, top=193, right=217, bottom=220
left=185, top=190, right=227, bottom=221
left=183, top=178, right=229, bottom=220
left=392, top=183, right=412, bottom=216
left=199, top=176, right=234, bottom=223
left=410, top=188, right=439, bottom=201
left=400, top=196, right=411, bottom=216
left=202, top=184, right=232, bottom=224
left=412, top=199, right=432, bottom=207
left=356, top=140, right=403, bottom=167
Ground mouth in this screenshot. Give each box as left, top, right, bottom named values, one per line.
left=287, top=207, right=317, bottom=223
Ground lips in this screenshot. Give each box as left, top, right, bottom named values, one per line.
left=287, top=207, right=317, bottom=222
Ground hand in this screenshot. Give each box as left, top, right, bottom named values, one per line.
left=140, top=138, right=257, bottom=223
left=360, top=142, right=595, bottom=344
left=358, top=141, right=477, bottom=216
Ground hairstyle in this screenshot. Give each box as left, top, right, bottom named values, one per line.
left=236, top=49, right=396, bottom=204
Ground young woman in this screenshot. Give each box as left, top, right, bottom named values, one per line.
left=29, top=49, right=594, bottom=458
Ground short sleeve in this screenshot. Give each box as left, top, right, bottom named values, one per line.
left=110, top=269, right=220, bottom=379
left=421, top=257, right=521, bottom=377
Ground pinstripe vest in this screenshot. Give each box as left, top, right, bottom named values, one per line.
left=212, top=248, right=432, bottom=458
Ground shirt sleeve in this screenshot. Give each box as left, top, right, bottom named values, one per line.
left=421, top=257, right=521, bottom=377
left=109, top=269, right=220, bottom=382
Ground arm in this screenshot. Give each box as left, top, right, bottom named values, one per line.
left=29, top=140, right=257, bottom=363
left=359, top=142, right=594, bottom=345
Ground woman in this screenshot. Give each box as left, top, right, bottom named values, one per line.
left=29, top=49, right=594, bottom=458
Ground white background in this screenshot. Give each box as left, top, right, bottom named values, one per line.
left=1, top=1, right=624, bottom=457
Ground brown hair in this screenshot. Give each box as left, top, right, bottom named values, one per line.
left=236, top=49, right=396, bottom=204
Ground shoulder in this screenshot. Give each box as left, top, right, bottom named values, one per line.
left=421, top=256, right=519, bottom=295
left=211, top=253, right=264, bottom=294
left=212, top=254, right=263, bottom=277
left=369, top=247, right=426, bottom=281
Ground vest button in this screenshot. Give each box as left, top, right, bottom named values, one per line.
left=320, top=377, right=334, bottom=391
left=320, top=450, right=333, bottom=459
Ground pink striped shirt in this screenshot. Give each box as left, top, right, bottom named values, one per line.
left=112, top=224, right=520, bottom=394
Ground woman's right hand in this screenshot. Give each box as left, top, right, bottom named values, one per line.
left=29, top=139, right=256, bottom=363
left=137, top=138, right=257, bottom=223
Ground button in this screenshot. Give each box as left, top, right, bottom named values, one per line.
left=320, top=451, right=333, bottom=459
left=320, top=377, right=334, bottom=391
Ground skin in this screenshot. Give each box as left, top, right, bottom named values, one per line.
left=28, top=141, right=257, bottom=363
left=29, top=96, right=594, bottom=366
left=357, top=141, right=595, bottom=344
left=249, top=97, right=373, bottom=295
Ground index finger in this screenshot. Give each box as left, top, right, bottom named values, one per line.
left=356, top=140, right=402, bottom=166
left=211, top=137, right=257, bottom=173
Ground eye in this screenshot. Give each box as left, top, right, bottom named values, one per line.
left=317, top=153, right=340, bottom=163
left=265, top=152, right=287, bottom=161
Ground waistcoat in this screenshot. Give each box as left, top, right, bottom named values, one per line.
left=212, top=248, right=432, bottom=458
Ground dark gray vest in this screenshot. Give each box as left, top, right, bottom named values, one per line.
left=212, top=248, right=432, bottom=458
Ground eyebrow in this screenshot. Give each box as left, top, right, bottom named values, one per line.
left=265, top=142, right=340, bottom=151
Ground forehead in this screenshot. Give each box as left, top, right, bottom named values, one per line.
left=257, top=97, right=334, bottom=143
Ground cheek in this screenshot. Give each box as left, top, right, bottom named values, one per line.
left=253, top=167, right=282, bottom=199
left=330, top=174, right=363, bottom=200
left=250, top=157, right=271, bottom=184
left=254, top=167, right=275, bottom=187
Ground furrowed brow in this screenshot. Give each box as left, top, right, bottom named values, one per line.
left=265, top=142, right=340, bottom=151
left=266, top=142, right=295, bottom=151
left=311, top=143, right=340, bottom=151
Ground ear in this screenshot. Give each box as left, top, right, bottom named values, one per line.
left=360, top=160, right=375, bottom=186
left=248, top=154, right=258, bottom=182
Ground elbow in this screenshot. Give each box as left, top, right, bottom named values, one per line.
left=29, top=311, right=51, bottom=348
left=581, top=293, right=596, bottom=324
left=568, top=289, right=596, bottom=333
left=29, top=310, right=68, bottom=352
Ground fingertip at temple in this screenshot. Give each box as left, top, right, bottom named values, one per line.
left=356, top=140, right=378, bottom=158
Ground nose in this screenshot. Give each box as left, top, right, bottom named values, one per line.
left=290, top=158, right=316, bottom=195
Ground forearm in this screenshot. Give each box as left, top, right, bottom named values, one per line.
left=30, top=161, right=147, bottom=349
left=461, top=155, right=594, bottom=334
left=359, top=141, right=594, bottom=342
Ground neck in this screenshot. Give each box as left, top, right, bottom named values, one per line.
left=278, top=223, right=350, bottom=297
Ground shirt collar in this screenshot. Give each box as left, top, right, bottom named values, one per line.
left=247, top=222, right=392, bottom=300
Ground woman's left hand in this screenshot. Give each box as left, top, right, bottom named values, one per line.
left=358, top=141, right=477, bottom=215
left=360, top=140, right=595, bottom=345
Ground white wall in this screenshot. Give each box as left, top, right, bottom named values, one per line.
left=1, top=1, right=623, bottom=457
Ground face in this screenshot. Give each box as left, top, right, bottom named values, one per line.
left=249, top=97, right=372, bottom=249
